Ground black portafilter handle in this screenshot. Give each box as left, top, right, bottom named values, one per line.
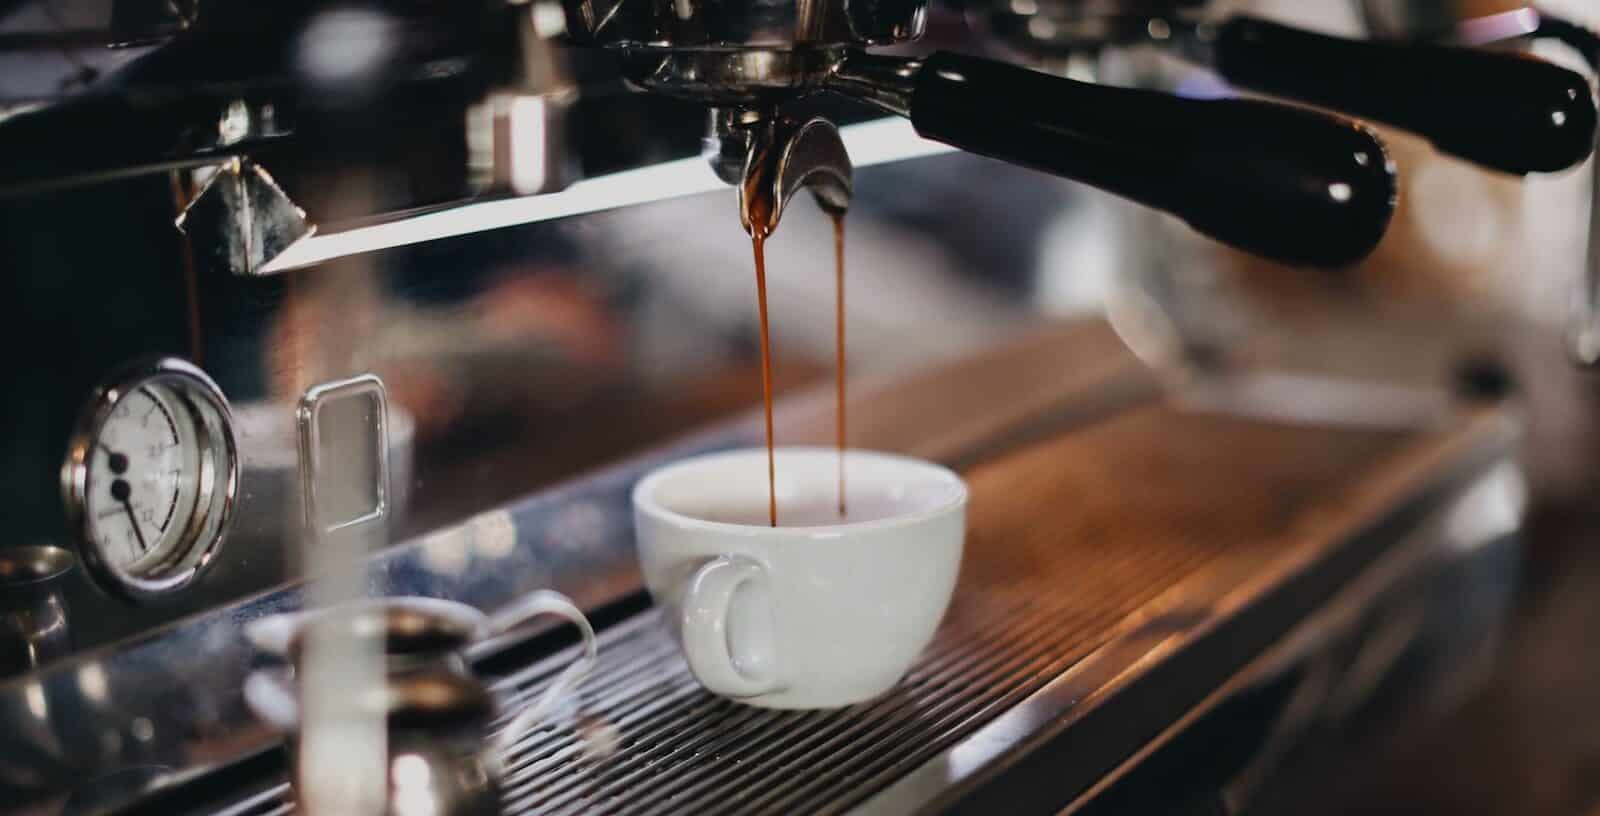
left=1208, top=16, right=1598, bottom=176
left=851, top=51, right=1396, bottom=268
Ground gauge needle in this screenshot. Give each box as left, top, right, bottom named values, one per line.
left=111, top=479, right=149, bottom=553
left=122, top=504, right=150, bottom=553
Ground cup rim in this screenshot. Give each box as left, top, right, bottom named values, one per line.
left=631, top=446, right=967, bottom=538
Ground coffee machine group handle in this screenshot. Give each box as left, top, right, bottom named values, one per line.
left=1209, top=16, right=1598, bottom=176
left=868, top=51, right=1397, bottom=268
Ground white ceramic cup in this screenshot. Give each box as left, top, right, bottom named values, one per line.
left=632, top=446, right=967, bottom=709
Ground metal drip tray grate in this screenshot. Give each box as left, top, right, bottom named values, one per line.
left=258, top=407, right=1416, bottom=815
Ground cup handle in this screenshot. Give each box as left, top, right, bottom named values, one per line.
left=487, top=590, right=598, bottom=758
left=681, top=555, right=781, bottom=698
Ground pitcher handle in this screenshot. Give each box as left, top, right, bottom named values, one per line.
left=487, top=590, right=598, bottom=759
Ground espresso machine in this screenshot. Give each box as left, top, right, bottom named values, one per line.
left=0, top=0, right=1594, bottom=812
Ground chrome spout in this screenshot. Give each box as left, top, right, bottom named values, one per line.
left=707, top=110, right=853, bottom=238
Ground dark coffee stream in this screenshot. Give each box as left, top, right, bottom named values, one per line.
left=750, top=234, right=778, bottom=528
left=749, top=212, right=848, bottom=528
left=832, top=213, right=847, bottom=519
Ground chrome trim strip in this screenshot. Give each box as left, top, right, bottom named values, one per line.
left=259, top=118, right=954, bottom=274
left=295, top=374, right=391, bottom=537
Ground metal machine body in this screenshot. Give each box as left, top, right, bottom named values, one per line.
left=0, top=325, right=1527, bottom=814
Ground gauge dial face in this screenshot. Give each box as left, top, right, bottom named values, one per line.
left=83, top=385, right=204, bottom=574
left=64, top=358, right=238, bottom=602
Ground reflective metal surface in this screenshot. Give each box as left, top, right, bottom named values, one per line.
left=973, top=0, right=1205, bottom=56
left=0, top=428, right=726, bottom=811
left=60, top=356, right=240, bottom=604
left=247, top=667, right=502, bottom=815
left=0, top=319, right=1159, bottom=812
left=0, top=545, right=75, bottom=677
left=263, top=117, right=947, bottom=274
left=719, top=113, right=853, bottom=236
left=563, top=0, right=925, bottom=51
left=874, top=453, right=1524, bottom=815
left=296, top=373, right=390, bottom=539
left=1359, top=0, right=1506, bottom=39
left=175, top=402, right=1514, bottom=816
left=176, top=159, right=315, bottom=278
left=0, top=0, right=537, bottom=197
left=616, top=48, right=848, bottom=105
left=0, top=3, right=1578, bottom=810
left=4, top=141, right=1068, bottom=669
left=247, top=592, right=598, bottom=815
left=1060, top=464, right=1524, bottom=815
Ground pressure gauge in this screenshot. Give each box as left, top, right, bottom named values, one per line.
left=62, top=357, right=239, bottom=603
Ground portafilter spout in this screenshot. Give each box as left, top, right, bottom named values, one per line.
left=707, top=110, right=852, bottom=239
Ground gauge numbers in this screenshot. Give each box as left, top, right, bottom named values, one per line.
left=86, top=386, right=201, bottom=573
left=63, top=358, right=238, bottom=603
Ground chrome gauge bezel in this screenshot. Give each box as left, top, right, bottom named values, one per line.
left=61, top=357, right=240, bottom=604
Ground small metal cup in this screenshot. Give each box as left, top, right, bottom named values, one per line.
left=246, top=592, right=598, bottom=816
left=0, top=545, right=76, bottom=676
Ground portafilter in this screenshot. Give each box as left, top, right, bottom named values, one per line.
left=563, top=0, right=1399, bottom=268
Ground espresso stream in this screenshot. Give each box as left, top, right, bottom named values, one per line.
left=833, top=212, right=847, bottom=519
left=748, top=212, right=848, bottom=528
left=751, top=234, right=778, bottom=527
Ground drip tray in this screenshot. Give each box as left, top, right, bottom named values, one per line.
left=233, top=403, right=1512, bottom=816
